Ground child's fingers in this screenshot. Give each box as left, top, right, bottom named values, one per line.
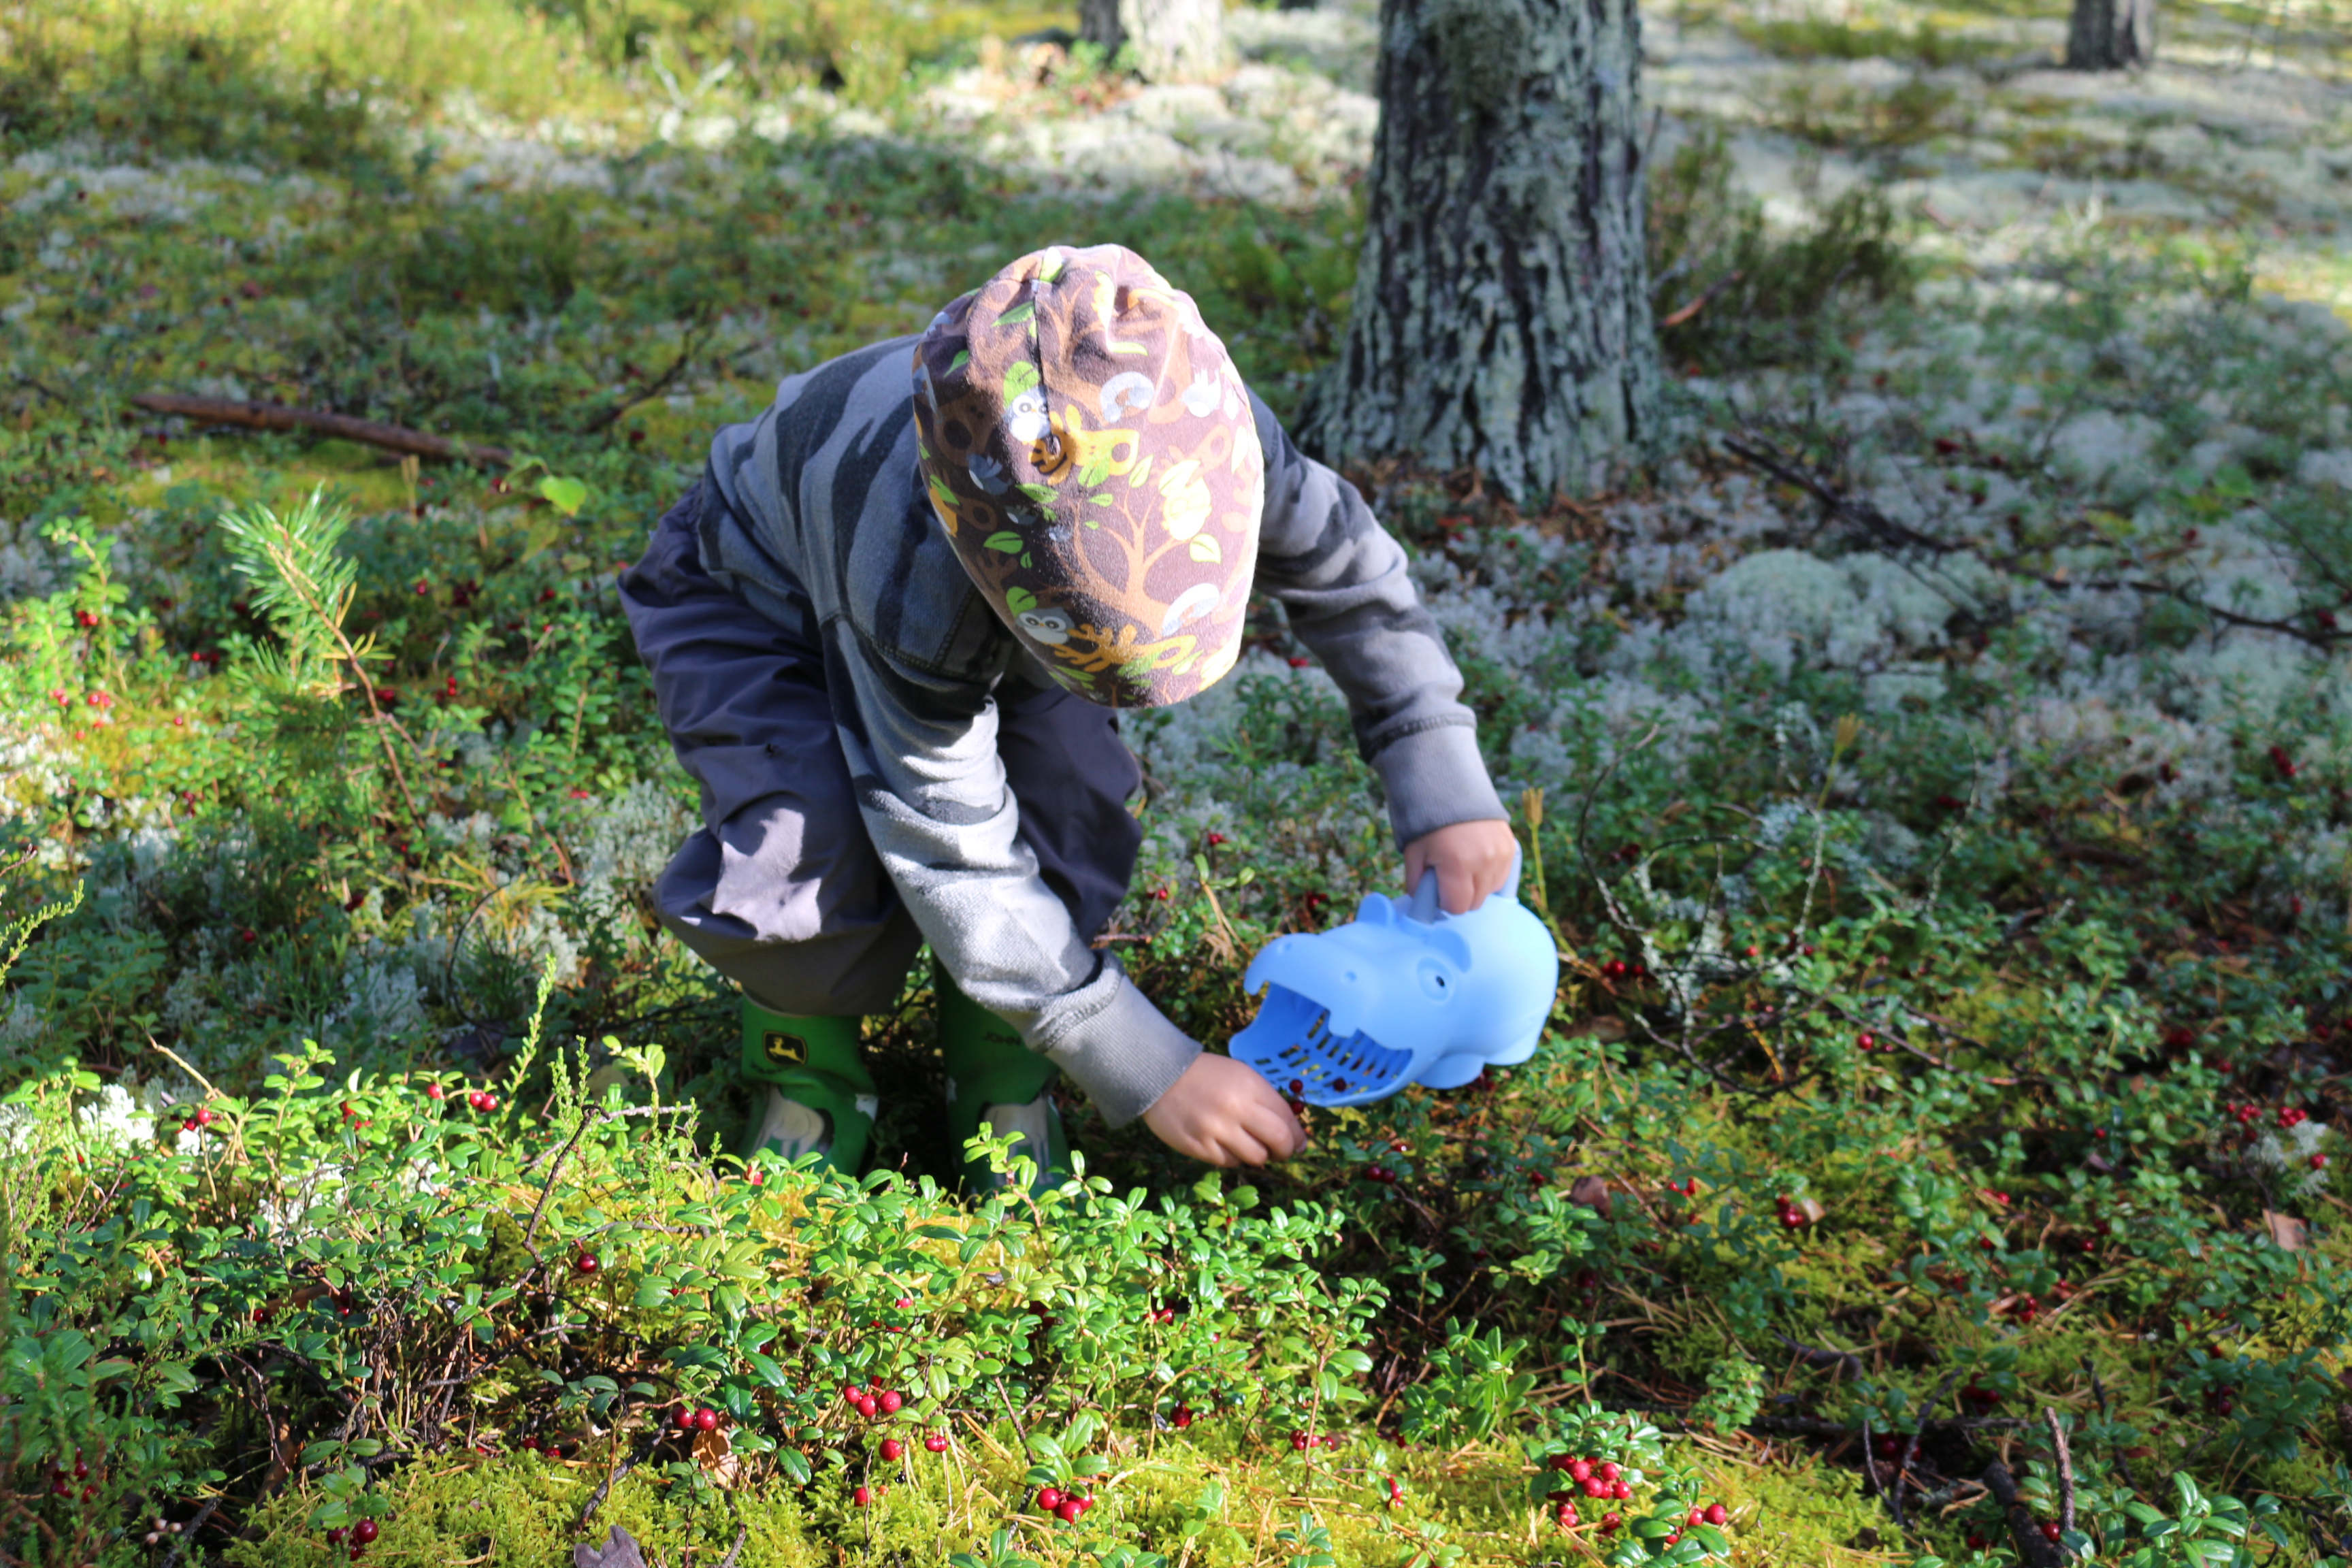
left=1219, top=1126, right=1273, bottom=1167
left=1235, top=1105, right=1299, bottom=1164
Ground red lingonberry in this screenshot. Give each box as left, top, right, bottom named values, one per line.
left=879, top=1390, right=903, bottom=1413
left=2042, top=1520, right=2063, bottom=1543
left=1611, top=1479, right=1632, bottom=1501
left=1596, top=1462, right=1620, bottom=1482
left=1568, top=1459, right=1592, bottom=1481
left=1036, top=1487, right=1063, bottom=1512
left=852, top=1485, right=872, bottom=1507
left=853, top=1394, right=877, bottom=1418
left=924, top=1433, right=949, bottom=1452
left=1582, top=1476, right=1606, bottom=1499
left=1600, top=1512, right=1622, bottom=1533
left=695, top=1408, right=719, bottom=1433
left=425, top=1083, right=444, bottom=1100
left=1290, top=1430, right=1311, bottom=1452
left=351, top=1519, right=380, bottom=1546
left=574, top=1253, right=599, bottom=1275
left=1056, top=1499, right=1083, bottom=1522
left=1704, top=1503, right=1729, bottom=1526
left=879, top=1438, right=904, bottom=1460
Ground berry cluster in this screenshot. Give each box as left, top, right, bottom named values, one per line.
left=1289, top=1428, right=1343, bottom=1452
left=178, top=1104, right=216, bottom=1134
left=840, top=1380, right=908, bottom=1420
left=1774, top=1194, right=1814, bottom=1230
left=1034, top=1484, right=1097, bottom=1522
left=321, top=1518, right=381, bottom=1558
left=1541, top=1454, right=1633, bottom=1533
left=2267, top=743, right=2298, bottom=780
left=41, top=1450, right=102, bottom=1502
left=1598, top=958, right=1648, bottom=981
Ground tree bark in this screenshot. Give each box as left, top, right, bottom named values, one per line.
left=1298, top=0, right=1661, bottom=502
left=1079, top=0, right=1228, bottom=82
left=2065, top=0, right=2155, bottom=69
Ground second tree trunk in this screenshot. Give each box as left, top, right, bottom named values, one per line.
left=1299, top=0, right=1661, bottom=502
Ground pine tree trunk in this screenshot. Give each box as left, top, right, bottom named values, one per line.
left=1298, top=0, right=1660, bottom=502
left=2065, top=0, right=2156, bottom=69
left=1079, top=0, right=1228, bottom=82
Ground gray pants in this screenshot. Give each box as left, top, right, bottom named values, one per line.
left=623, top=486, right=1145, bottom=1018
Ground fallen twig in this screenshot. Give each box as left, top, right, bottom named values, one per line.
left=130, top=393, right=512, bottom=467
left=159, top=1493, right=227, bottom=1568
left=1660, top=270, right=1745, bottom=330
left=1983, top=1460, right=2065, bottom=1567
left=1721, top=435, right=1967, bottom=559
left=2046, top=1408, right=2077, bottom=1550
left=1894, top=1371, right=1962, bottom=1531
left=1778, top=1336, right=1865, bottom=1382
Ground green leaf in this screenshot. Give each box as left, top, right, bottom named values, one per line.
left=537, top=476, right=589, bottom=517
left=745, top=1351, right=788, bottom=1388
left=1189, top=533, right=1222, bottom=564
left=1017, top=483, right=1057, bottom=506
left=1004, top=587, right=1037, bottom=616
left=984, top=532, right=1024, bottom=554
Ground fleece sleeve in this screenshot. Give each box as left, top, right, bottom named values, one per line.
left=1247, top=394, right=1507, bottom=846
left=817, top=618, right=1201, bottom=1128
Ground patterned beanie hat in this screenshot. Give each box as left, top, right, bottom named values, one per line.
left=911, top=243, right=1265, bottom=708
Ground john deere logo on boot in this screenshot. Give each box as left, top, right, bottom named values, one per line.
left=763, top=1032, right=807, bottom=1066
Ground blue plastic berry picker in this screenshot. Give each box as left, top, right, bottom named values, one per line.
left=1230, top=862, right=1560, bottom=1107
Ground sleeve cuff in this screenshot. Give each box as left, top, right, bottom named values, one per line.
left=1371, top=720, right=1509, bottom=847
left=1033, top=960, right=1203, bottom=1128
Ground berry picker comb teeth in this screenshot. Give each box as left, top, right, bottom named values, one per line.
left=1229, top=860, right=1558, bottom=1108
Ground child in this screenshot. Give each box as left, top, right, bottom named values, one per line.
left=619, top=244, right=1516, bottom=1190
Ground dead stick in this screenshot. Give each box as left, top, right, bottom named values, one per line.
left=130, top=393, right=512, bottom=467
left=1660, top=269, right=1745, bottom=329
left=1983, top=1460, right=2064, bottom=1567
left=1894, top=1371, right=1961, bottom=1531
left=2046, top=1407, right=2077, bottom=1548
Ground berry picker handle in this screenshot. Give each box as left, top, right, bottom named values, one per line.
left=1407, top=868, right=1441, bottom=924
left=1405, top=849, right=1522, bottom=922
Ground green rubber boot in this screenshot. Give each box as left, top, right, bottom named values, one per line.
left=739, top=1000, right=875, bottom=1177
left=936, top=963, right=1071, bottom=1195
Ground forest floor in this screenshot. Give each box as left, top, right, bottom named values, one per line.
left=1, top=1, right=2350, bottom=1565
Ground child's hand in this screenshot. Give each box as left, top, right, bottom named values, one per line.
left=1143, top=1054, right=1309, bottom=1168
left=1403, top=819, right=1519, bottom=914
